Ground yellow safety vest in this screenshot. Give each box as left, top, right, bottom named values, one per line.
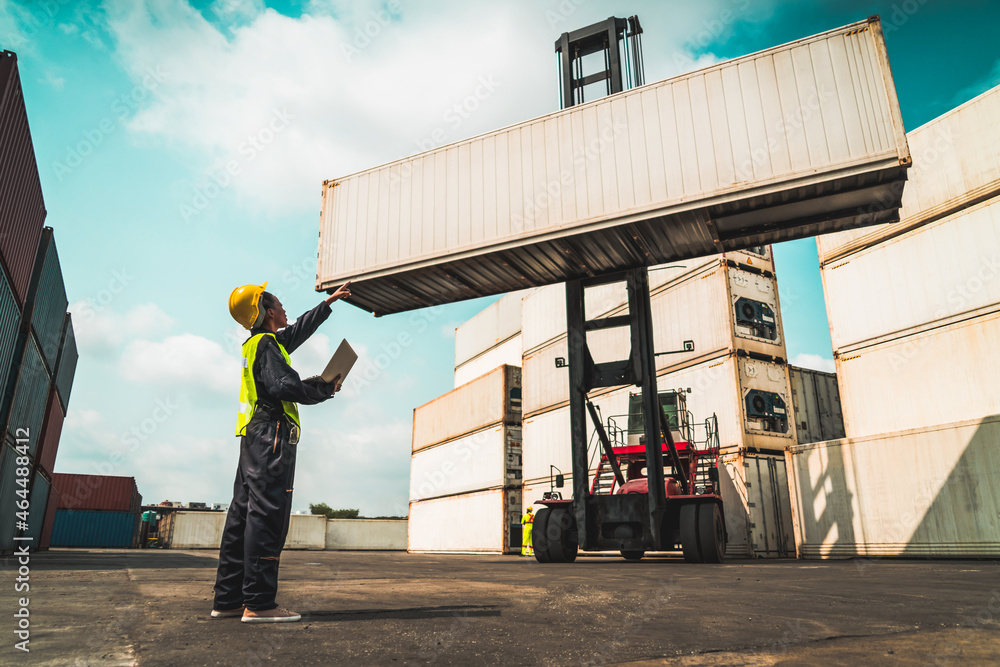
left=236, top=333, right=301, bottom=436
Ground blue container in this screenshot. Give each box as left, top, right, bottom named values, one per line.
left=50, top=510, right=139, bottom=548
left=0, top=441, right=20, bottom=553
left=0, top=268, right=21, bottom=421
left=54, top=314, right=77, bottom=411
left=28, top=230, right=67, bottom=373
left=5, top=335, right=51, bottom=452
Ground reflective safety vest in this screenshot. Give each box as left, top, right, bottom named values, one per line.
left=521, top=513, right=533, bottom=526
left=236, top=333, right=301, bottom=436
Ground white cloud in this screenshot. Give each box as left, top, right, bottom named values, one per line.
left=70, top=301, right=175, bottom=356
left=64, top=408, right=104, bottom=431
left=120, top=333, right=239, bottom=393
left=290, top=331, right=332, bottom=376
left=790, top=353, right=836, bottom=373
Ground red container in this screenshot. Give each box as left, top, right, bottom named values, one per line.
left=35, top=391, right=64, bottom=474
left=0, top=51, right=46, bottom=307
left=52, top=473, right=142, bottom=513
left=39, top=484, right=59, bottom=550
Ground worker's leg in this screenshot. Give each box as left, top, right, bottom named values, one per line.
left=213, top=441, right=251, bottom=610
left=525, top=525, right=533, bottom=556
left=242, top=419, right=297, bottom=611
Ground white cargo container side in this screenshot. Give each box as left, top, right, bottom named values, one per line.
left=160, top=511, right=226, bottom=549
left=821, top=196, right=1000, bottom=351
left=412, top=365, right=520, bottom=452
left=454, top=334, right=522, bottom=388
left=325, top=519, right=408, bottom=550
left=409, top=425, right=521, bottom=502
left=788, top=366, right=846, bottom=444
left=786, top=416, right=1000, bottom=558
left=716, top=452, right=795, bottom=558
left=817, top=84, right=1000, bottom=263
left=408, top=487, right=522, bottom=554
left=318, top=19, right=909, bottom=316
left=454, top=289, right=533, bottom=367
left=835, top=311, right=1000, bottom=439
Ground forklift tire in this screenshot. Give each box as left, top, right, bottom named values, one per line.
left=697, top=503, right=726, bottom=564
left=533, top=508, right=553, bottom=563
left=621, top=550, right=644, bottom=561
left=545, top=507, right=578, bottom=563
left=680, top=503, right=702, bottom=563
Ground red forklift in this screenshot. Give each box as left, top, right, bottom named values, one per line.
left=530, top=270, right=728, bottom=564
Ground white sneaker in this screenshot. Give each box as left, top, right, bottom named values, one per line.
left=210, top=607, right=244, bottom=619
left=241, top=606, right=302, bottom=623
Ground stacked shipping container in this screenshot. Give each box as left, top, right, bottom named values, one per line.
left=0, top=51, right=77, bottom=555
left=49, top=474, right=142, bottom=548
left=787, top=84, right=1000, bottom=558
left=408, top=365, right=523, bottom=553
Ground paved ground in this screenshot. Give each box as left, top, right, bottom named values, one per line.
left=1, top=549, right=999, bottom=666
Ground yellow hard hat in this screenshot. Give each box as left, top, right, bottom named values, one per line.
left=527, top=507, right=533, bottom=512
left=228, top=281, right=268, bottom=330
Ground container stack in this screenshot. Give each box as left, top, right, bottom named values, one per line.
left=518, top=247, right=800, bottom=558
left=453, top=289, right=534, bottom=387
left=408, top=365, right=523, bottom=553
left=0, top=51, right=77, bottom=556
left=787, top=83, right=1000, bottom=558
left=50, top=474, right=142, bottom=548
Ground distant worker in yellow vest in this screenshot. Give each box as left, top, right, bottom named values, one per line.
left=212, top=280, right=351, bottom=623
left=521, top=507, right=534, bottom=556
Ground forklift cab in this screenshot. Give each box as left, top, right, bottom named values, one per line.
left=626, top=390, right=690, bottom=447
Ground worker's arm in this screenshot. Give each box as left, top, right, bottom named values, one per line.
left=276, top=301, right=332, bottom=354
left=256, top=337, right=338, bottom=405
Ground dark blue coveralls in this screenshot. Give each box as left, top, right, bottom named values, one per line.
left=213, top=302, right=336, bottom=612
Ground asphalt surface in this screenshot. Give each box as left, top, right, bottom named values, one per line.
left=1, top=548, right=999, bottom=666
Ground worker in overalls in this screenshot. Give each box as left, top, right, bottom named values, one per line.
left=212, top=280, right=350, bottom=623
left=521, top=507, right=534, bottom=556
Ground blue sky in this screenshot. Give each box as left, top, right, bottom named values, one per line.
left=2, top=0, right=998, bottom=515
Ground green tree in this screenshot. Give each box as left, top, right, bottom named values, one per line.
left=309, top=503, right=359, bottom=519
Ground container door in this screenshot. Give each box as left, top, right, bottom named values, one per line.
left=745, top=455, right=795, bottom=557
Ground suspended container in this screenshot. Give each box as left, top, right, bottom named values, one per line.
left=317, top=18, right=910, bottom=316
left=786, top=415, right=1000, bottom=558
left=412, top=364, right=521, bottom=452
left=50, top=510, right=140, bottom=548
left=0, top=51, right=47, bottom=309
left=788, top=365, right=845, bottom=444
left=817, top=83, right=1000, bottom=264
left=408, top=487, right=522, bottom=554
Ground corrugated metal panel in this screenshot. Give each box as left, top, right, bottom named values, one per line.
left=5, top=335, right=50, bottom=451
left=0, top=441, right=20, bottom=552
left=788, top=366, right=845, bottom=444
left=284, top=515, right=326, bottom=550
left=410, top=425, right=521, bottom=501
left=159, top=511, right=225, bottom=549
left=50, top=510, right=139, bottom=548
left=822, top=195, right=1000, bottom=351
left=35, top=391, right=64, bottom=475
left=454, top=334, right=522, bottom=388
left=54, top=313, right=77, bottom=410
left=25, top=470, right=48, bottom=545
left=412, top=365, right=520, bottom=451
left=39, top=483, right=59, bottom=550
left=318, top=19, right=910, bottom=316
left=52, top=473, right=142, bottom=513
left=818, top=83, right=1000, bottom=264
left=28, top=231, right=68, bottom=372
left=835, top=311, right=1000, bottom=439
left=325, top=518, right=408, bottom=550
left=0, top=266, right=21, bottom=419
left=454, top=289, right=534, bottom=367
left=408, top=487, right=521, bottom=554
left=786, top=416, right=1000, bottom=558
left=0, top=51, right=46, bottom=308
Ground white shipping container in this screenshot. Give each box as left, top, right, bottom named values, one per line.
left=817, top=84, right=1000, bottom=263
left=412, top=365, right=520, bottom=452
left=717, top=452, right=796, bottom=558
left=160, top=511, right=226, bottom=549
left=786, top=416, right=1000, bottom=558
left=521, top=263, right=787, bottom=416
left=325, top=519, right=408, bottom=550
left=408, top=487, right=522, bottom=554
left=835, top=311, right=1000, bottom=439
left=409, top=425, right=521, bottom=502
left=821, top=195, right=1000, bottom=350
left=454, top=334, right=522, bottom=387
left=788, top=365, right=846, bottom=444
left=454, top=289, right=534, bottom=367
left=318, top=19, right=909, bottom=316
